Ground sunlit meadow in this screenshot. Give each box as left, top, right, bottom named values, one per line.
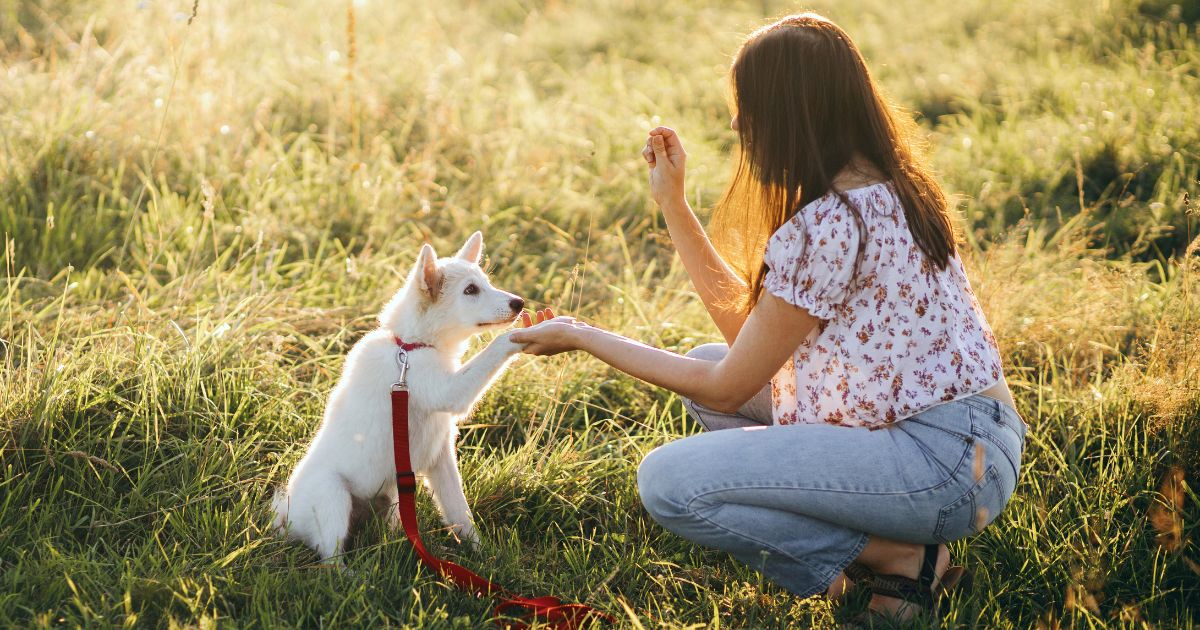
left=1, top=0, right=1197, bottom=627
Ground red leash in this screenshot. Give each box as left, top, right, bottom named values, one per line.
left=389, top=337, right=614, bottom=629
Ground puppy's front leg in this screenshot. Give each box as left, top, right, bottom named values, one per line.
left=426, top=333, right=523, bottom=416
left=424, top=441, right=479, bottom=545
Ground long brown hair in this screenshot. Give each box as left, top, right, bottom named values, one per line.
left=712, top=13, right=958, bottom=313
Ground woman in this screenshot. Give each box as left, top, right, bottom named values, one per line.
left=511, top=13, right=1026, bottom=621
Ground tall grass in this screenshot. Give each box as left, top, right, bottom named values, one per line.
left=1, top=0, right=1197, bottom=627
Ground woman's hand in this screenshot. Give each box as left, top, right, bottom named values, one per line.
left=643, top=126, right=687, bottom=210
left=509, top=313, right=592, bottom=356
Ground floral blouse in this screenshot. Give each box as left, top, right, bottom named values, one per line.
left=763, top=181, right=1003, bottom=427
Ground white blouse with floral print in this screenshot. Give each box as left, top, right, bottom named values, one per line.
left=763, top=181, right=1003, bottom=427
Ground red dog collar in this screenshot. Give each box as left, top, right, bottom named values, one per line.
left=393, top=336, right=433, bottom=352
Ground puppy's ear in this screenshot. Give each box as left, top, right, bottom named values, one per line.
left=414, top=243, right=442, bottom=300
left=454, top=231, right=484, bottom=265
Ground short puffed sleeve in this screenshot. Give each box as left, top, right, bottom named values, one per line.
left=762, top=200, right=861, bottom=320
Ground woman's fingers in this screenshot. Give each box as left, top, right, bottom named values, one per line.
left=650, top=126, right=685, bottom=159
left=510, top=327, right=538, bottom=344
left=508, top=331, right=541, bottom=354
left=518, top=308, right=558, bottom=328
left=650, top=134, right=669, bottom=162
left=647, top=128, right=685, bottom=170
left=650, top=126, right=678, bottom=146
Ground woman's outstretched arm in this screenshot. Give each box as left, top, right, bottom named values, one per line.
left=645, top=127, right=749, bottom=344
left=510, top=292, right=819, bottom=413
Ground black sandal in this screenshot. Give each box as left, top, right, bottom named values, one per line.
left=843, top=561, right=875, bottom=587
left=842, top=544, right=972, bottom=624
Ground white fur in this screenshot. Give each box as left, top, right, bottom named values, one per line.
left=271, top=231, right=525, bottom=561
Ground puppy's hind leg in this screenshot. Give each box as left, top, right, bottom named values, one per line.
left=286, top=473, right=354, bottom=563
left=377, top=481, right=402, bottom=531
left=424, top=441, right=479, bottom=546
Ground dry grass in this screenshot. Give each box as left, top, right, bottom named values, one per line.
left=1, top=0, right=1198, bottom=627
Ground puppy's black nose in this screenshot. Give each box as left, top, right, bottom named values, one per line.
left=509, top=298, right=525, bottom=313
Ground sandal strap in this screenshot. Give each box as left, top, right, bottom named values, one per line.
left=841, top=545, right=944, bottom=609
left=918, top=543, right=939, bottom=592
left=860, top=544, right=941, bottom=608
left=843, top=562, right=875, bottom=585
left=867, top=571, right=936, bottom=608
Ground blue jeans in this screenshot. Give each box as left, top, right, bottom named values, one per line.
left=636, top=344, right=1027, bottom=597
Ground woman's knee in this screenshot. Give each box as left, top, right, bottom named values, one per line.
left=637, top=442, right=699, bottom=522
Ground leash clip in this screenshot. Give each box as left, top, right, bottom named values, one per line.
left=392, top=348, right=410, bottom=391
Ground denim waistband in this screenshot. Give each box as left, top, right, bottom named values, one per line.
left=899, top=392, right=1026, bottom=446
left=956, top=392, right=1027, bottom=439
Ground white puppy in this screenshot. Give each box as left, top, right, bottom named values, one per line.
left=272, top=231, right=525, bottom=561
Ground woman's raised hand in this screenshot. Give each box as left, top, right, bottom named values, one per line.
left=643, top=126, right=687, bottom=210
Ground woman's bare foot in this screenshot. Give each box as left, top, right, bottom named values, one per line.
left=825, top=572, right=854, bottom=602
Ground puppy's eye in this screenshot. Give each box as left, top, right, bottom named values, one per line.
left=463, top=284, right=479, bottom=296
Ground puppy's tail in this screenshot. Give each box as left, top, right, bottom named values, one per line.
left=269, top=487, right=291, bottom=535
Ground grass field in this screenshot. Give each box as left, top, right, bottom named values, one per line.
left=2, top=0, right=1198, bottom=627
